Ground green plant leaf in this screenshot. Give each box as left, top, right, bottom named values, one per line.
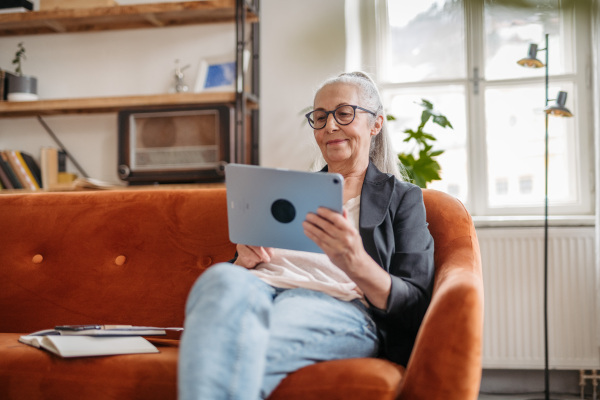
left=432, top=115, right=453, bottom=129
left=419, top=99, right=434, bottom=110
left=392, top=99, right=452, bottom=187
left=420, top=109, right=432, bottom=126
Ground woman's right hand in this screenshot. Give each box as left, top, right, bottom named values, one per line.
left=233, top=244, right=274, bottom=269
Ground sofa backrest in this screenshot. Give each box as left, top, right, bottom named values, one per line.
left=0, top=189, right=236, bottom=333
left=0, top=187, right=481, bottom=335
left=421, top=188, right=482, bottom=292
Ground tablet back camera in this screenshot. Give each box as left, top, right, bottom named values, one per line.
left=271, top=199, right=296, bottom=223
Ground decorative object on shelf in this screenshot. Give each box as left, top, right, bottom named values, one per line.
left=395, top=99, right=453, bottom=188
left=39, top=0, right=117, bottom=11
left=7, top=42, right=38, bottom=101
left=194, top=54, right=236, bottom=93
left=173, top=59, right=190, bottom=93
left=0, top=0, right=33, bottom=13
left=117, top=105, right=232, bottom=185
left=194, top=50, right=249, bottom=93
left=516, top=33, right=573, bottom=400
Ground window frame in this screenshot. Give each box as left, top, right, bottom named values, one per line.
left=370, top=0, right=595, bottom=218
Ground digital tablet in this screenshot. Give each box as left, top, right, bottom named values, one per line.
left=225, top=163, right=344, bottom=253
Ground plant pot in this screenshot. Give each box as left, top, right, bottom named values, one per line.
left=7, top=72, right=38, bottom=101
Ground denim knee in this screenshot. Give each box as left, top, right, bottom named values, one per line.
left=185, top=262, right=271, bottom=315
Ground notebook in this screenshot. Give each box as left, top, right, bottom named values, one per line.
left=225, top=164, right=344, bottom=253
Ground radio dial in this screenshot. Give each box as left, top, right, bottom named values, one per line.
left=118, top=164, right=131, bottom=179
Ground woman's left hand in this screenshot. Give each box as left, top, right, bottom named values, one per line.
left=303, top=207, right=364, bottom=274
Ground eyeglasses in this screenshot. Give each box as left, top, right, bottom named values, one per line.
left=305, top=105, right=377, bottom=130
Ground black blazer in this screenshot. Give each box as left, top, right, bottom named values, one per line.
left=322, top=162, right=435, bottom=366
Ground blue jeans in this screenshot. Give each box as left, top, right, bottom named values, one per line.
left=178, top=263, right=379, bottom=400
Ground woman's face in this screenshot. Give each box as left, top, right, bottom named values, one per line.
left=312, top=83, right=381, bottom=170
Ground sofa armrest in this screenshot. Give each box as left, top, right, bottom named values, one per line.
left=398, top=236, right=484, bottom=400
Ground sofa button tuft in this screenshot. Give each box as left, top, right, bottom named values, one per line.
left=32, top=254, right=43, bottom=264
left=198, top=256, right=213, bottom=268
left=115, top=255, right=127, bottom=266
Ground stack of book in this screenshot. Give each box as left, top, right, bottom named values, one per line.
left=0, top=147, right=75, bottom=191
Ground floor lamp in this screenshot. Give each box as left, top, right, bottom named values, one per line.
left=516, top=33, right=573, bottom=400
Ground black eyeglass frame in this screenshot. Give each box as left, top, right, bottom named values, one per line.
left=305, top=105, right=377, bottom=130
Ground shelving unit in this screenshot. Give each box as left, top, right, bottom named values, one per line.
left=0, top=0, right=260, bottom=183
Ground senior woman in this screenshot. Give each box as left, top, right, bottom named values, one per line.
left=178, top=71, right=435, bottom=400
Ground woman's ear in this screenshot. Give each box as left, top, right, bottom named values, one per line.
left=371, top=115, right=384, bottom=137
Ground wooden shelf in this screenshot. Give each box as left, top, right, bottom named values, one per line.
left=0, top=0, right=258, bottom=37
left=0, top=92, right=259, bottom=117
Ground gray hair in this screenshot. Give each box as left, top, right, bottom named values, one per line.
left=311, top=71, right=407, bottom=181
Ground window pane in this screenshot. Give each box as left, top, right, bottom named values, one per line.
left=485, top=83, right=577, bottom=209
left=386, top=0, right=465, bottom=83
left=382, top=86, right=468, bottom=203
left=484, top=0, right=570, bottom=81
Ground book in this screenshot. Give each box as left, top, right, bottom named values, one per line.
left=6, top=150, right=37, bottom=190
left=20, top=151, right=43, bottom=188
left=40, top=147, right=59, bottom=189
left=15, top=151, right=41, bottom=189
left=71, top=177, right=123, bottom=190
left=0, top=157, right=14, bottom=189
left=18, top=335, right=159, bottom=358
left=0, top=69, right=6, bottom=101
left=54, top=324, right=171, bottom=336
left=0, top=151, right=23, bottom=189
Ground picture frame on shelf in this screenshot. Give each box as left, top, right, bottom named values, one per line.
left=194, top=50, right=250, bottom=93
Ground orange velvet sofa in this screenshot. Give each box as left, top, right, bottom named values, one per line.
left=0, top=187, right=483, bottom=400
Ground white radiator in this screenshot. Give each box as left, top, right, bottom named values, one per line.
left=477, top=227, right=599, bottom=369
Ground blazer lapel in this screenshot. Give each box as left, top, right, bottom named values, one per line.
left=359, top=163, right=395, bottom=228
left=359, top=163, right=395, bottom=266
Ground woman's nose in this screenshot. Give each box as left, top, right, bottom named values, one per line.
left=324, top=113, right=339, bottom=131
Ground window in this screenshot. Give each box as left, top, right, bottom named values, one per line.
left=372, top=0, right=594, bottom=217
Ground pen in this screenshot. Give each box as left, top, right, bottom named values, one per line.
left=55, top=325, right=133, bottom=331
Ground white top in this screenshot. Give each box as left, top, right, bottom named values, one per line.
left=250, top=196, right=364, bottom=303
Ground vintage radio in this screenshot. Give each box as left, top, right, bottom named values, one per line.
left=117, top=105, right=233, bottom=184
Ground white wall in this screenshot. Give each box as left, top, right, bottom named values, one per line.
left=259, top=0, right=345, bottom=171
left=0, top=0, right=346, bottom=183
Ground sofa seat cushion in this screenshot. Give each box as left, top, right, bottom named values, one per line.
left=0, top=333, right=179, bottom=400
left=269, top=357, right=405, bottom=400
left=1, top=331, right=405, bottom=400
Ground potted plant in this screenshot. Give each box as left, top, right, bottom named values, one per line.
left=7, top=42, right=38, bottom=101
left=394, top=99, right=453, bottom=188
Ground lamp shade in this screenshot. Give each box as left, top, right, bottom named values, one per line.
left=517, top=43, right=545, bottom=68
left=544, top=91, right=573, bottom=117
